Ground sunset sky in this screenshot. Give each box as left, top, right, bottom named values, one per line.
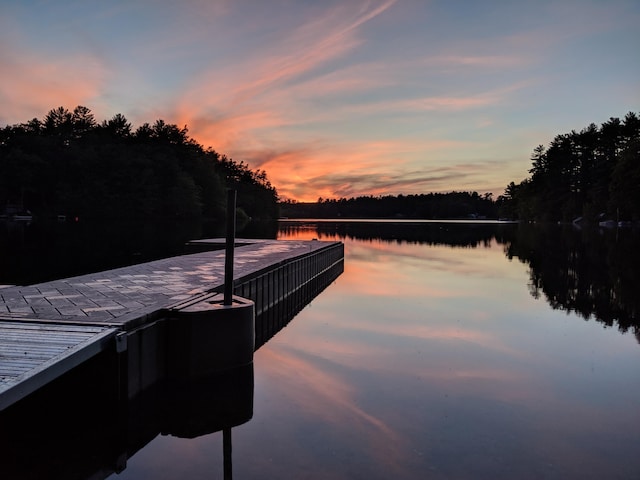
left=1, top=0, right=638, bottom=201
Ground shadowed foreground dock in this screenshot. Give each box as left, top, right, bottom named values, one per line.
left=0, top=238, right=344, bottom=411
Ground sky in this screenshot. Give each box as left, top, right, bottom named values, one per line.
left=1, top=0, right=639, bottom=201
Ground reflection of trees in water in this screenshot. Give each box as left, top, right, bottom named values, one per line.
left=0, top=219, right=276, bottom=285
left=281, top=221, right=640, bottom=337
left=280, top=221, right=512, bottom=248
left=505, top=224, right=639, bottom=335
left=0, top=218, right=207, bottom=285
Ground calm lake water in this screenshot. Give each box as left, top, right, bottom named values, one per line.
left=116, top=220, right=639, bottom=480
left=2, top=219, right=639, bottom=479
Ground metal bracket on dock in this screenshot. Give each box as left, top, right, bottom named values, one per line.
left=115, top=332, right=128, bottom=353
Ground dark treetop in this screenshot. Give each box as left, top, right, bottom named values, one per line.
left=0, top=106, right=279, bottom=221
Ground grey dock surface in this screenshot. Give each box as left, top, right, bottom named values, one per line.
left=0, top=321, right=116, bottom=410
left=0, top=239, right=342, bottom=410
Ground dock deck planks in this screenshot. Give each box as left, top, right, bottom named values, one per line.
left=0, top=239, right=336, bottom=327
left=0, top=321, right=117, bottom=410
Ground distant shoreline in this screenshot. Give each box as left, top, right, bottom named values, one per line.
left=278, top=218, right=518, bottom=224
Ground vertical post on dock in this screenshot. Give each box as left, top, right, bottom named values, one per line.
left=224, top=189, right=237, bottom=306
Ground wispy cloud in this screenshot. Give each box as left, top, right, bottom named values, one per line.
left=226, top=1, right=398, bottom=103
left=424, top=54, right=529, bottom=69
left=240, top=136, right=515, bottom=200
left=2, top=0, right=637, bottom=201
left=173, top=1, right=397, bottom=113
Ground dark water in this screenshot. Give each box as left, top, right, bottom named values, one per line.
left=0, top=218, right=277, bottom=285
left=2, top=220, right=639, bottom=479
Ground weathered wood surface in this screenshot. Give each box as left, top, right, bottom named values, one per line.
left=0, top=321, right=116, bottom=410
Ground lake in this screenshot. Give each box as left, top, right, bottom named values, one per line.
left=2, top=219, right=639, bottom=479
left=120, top=220, right=639, bottom=480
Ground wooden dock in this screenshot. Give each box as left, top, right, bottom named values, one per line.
left=0, top=238, right=344, bottom=411
left=0, top=322, right=117, bottom=411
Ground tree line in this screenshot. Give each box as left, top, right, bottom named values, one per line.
left=281, top=111, right=639, bottom=223
left=280, top=191, right=497, bottom=219
left=497, top=112, right=640, bottom=222
left=0, top=106, right=279, bottom=221
left=3, top=107, right=636, bottom=223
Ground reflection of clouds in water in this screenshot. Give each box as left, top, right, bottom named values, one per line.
left=258, top=347, right=412, bottom=475
left=270, top=222, right=640, bottom=478
left=268, top=313, right=639, bottom=479
left=339, top=258, right=456, bottom=298
left=278, top=312, right=538, bottom=404
left=338, top=241, right=524, bottom=303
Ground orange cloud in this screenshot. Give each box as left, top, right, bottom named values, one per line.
left=172, top=65, right=528, bottom=200
left=270, top=160, right=501, bottom=202
left=0, top=47, right=109, bottom=125
left=240, top=137, right=500, bottom=201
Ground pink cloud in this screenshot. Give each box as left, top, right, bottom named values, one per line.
left=149, top=1, right=541, bottom=202
left=252, top=138, right=510, bottom=201
left=0, top=48, right=108, bottom=125
left=164, top=1, right=401, bottom=181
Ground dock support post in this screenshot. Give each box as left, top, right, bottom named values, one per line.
left=224, top=189, right=237, bottom=306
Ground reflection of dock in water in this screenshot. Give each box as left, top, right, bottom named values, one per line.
left=2, top=359, right=255, bottom=479
left=0, top=238, right=344, bottom=479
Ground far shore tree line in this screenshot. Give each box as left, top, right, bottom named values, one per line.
left=2, top=108, right=638, bottom=223
left=279, top=191, right=498, bottom=219
left=0, top=106, right=279, bottom=221
left=281, top=111, right=640, bottom=222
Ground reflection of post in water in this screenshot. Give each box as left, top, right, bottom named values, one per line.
left=0, top=355, right=254, bottom=480
left=161, top=363, right=254, bottom=479
left=224, top=427, right=233, bottom=480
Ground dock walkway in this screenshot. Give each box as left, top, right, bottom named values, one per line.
left=0, top=239, right=331, bottom=326
left=0, top=239, right=343, bottom=410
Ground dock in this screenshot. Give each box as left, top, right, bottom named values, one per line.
left=0, top=238, right=344, bottom=411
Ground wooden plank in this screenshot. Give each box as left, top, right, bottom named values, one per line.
left=0, top=321, right=117, bottom=411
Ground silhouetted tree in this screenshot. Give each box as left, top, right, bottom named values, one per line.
left=610, top=138, right=640, bottom=220
left=1, top=106, right=279, bottom=221
left=502, top=112, right=640, bottom=222
left=101, top=113, right=132, bottom=139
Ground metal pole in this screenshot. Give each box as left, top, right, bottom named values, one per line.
left=224, top=189, right=237, bottom=306
left=223, top=428, right=233, bottom=480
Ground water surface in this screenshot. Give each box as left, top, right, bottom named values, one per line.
left=114, top=221, right=640, bottom=479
